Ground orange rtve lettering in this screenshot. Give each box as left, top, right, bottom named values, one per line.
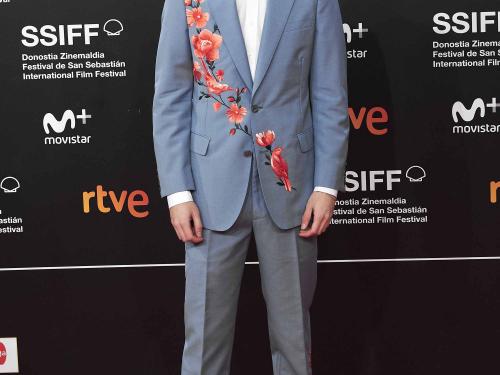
left=490, top=181, right=500, bottom=203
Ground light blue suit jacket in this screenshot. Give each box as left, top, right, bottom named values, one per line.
left=152, top=0, right=349, bottom=231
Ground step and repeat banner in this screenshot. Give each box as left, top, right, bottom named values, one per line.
left=1, top=0, right=500, bottom=374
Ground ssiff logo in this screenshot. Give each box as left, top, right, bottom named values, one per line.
left=0, top=177, right=20, bottom=193
left=83, top=185, right=149, bottom=218
left=21, top=19, right=124, bottom=47
left=433, top=12, right=500, bottom=34
left=0, top=338, right=19, bottom=373
left=346, top=166, right=426, bottom=192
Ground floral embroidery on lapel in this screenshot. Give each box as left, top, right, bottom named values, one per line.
left=185, top=0, right=251, bottom=137
left=256, top=130, right=295, bottom=192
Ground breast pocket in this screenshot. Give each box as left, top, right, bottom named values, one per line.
left=284, top=18, right=314, bottom=32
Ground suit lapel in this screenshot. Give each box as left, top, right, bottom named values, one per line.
left=207, top=0, right=253, bottom=92
left=252, top=0, right=295, bottom=96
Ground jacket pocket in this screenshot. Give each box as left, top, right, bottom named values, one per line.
left=190, top=130, right=210, bottom=155
left=284, top=19, right=314, bottom=32
left=297, top=126, right=314, bottom=152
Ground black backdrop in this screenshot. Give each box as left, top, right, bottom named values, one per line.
left=1, top=0, right=500, bottom=373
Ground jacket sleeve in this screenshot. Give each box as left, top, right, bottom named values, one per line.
left=152, top=0, right=196, bottom=198
left=309, top=0, right=349, bottom=192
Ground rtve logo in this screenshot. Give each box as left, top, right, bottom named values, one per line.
left=433, top=11, right=500, bottom=34
left=349, top=106, right=389, bottom=135
left=491, top=181, right=500, bottom=203
left=21, top=19, right=124, bottom=47
left=83, top=185, right=149, bottom=218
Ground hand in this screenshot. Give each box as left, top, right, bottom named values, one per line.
left=299, top=191, right=336, bottom=237
left=169, top=201, right=204, bottom=244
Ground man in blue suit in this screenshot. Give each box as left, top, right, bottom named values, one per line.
left=153, top=0, right=349, bottom=373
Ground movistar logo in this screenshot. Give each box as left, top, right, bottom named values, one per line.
left=42, top=109, right=93, bottom=145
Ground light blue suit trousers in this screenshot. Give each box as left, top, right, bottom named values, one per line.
left=182, top=151, right=318, bottom=375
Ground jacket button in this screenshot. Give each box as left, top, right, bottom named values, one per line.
left=251, top=104, right=260, bottom=113
left=243, top=150, right=253, bottom=157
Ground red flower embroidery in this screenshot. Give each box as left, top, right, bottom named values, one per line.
left=186, top=1, right=250, bottom=137
left=193, top=61, right=202, bottom=81
left=186, top=7, right=209, bottom=28
left=255, top=130, right=295, bottom=192
left=226, top=103, right=247, bottom=123
left=255, top=130, right=275, bottom=147
left=192, top=29, right=222, bottom=61
left=205, top=74, right=232, bottom=95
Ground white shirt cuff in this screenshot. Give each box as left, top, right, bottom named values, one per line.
left=168, top=187, right=336, bottom=207
left=314, top=186, right=338, bottom=197
left=166, top=190, right=193, bottom=208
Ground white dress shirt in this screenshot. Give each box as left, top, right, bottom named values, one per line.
left=167, top=0, right=337, bottom=208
